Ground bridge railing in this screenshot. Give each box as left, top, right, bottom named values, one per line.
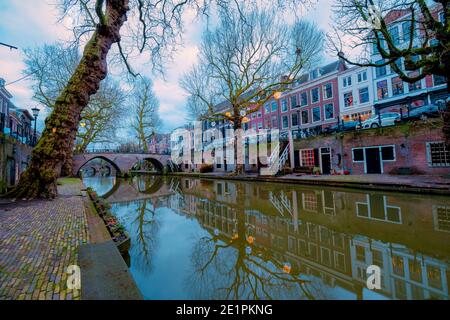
left=74, top=148, right=171, bottom=155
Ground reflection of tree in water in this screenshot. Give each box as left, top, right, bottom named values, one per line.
left=185, top=182, right=315, bottom=300
left=113, top=198, right=160, bottom=274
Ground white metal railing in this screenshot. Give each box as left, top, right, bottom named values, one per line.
left=260, top=142, right=289, bottom=176
left=269, top=192, right=285, bottom=215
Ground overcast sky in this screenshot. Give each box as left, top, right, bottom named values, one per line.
left=0, top=0, right=335, bottom=133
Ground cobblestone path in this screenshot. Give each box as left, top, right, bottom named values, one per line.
left=0, top=181, right=89, bottom=300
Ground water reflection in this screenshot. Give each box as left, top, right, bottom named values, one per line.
left=85, top=175, right=450, bottom=300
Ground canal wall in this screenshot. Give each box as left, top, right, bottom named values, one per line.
left=0, top=133, right=33, bottom=193
left=293, top=118, right=447, bottom=175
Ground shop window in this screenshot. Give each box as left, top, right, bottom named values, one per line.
left=427, top=142, right=450, bottom=167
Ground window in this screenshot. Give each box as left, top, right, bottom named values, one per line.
left=427, top=142, right=450, bottom=167
left=394, top=58, right=403, bottom=71
left=342, top=76, right=352, bottom=87
left=271, top=115, right=278, bottom=128
left=377, top=80, right=388, bottom=99
left=381, top=146, right=395, bottom=161
left=372, top=250, right=383, bottom=268
left=355, top=245, right=365, bottom=262
left=352, top=148, right=364, bottom=162
left=323, top=83, right=333, bottom=99
left=359, top=87, right=369, bottom=103
left=433, top=206, right=450, bottom=232
left=408, top=72, right=422, bottom=91
left=310, top=69, right=318, bottom=80
left=375, top=60, right=387, bottom=77
left=433, top=75, right=446, bottom=86
left=291, top=113, right=299, bottom=127
left=271, top=101, right=278, bottom=112
left=301, top=110, right=309, bottom=124
left=257, top=111, right=262, bottom=118
left=300, top=92, right=308, bottom=106
left=282, top=115, right=289, bottom=128
left=258, top=122, right=263, bottom=129
left=439, top=11, right=445, bottom=24
left=391, top=77, right=404, bottom=96
left=290, top=95, right=298, bottom=109
left=357, top=71, right=367, bottom=82
left=392, top=255, right=405, bottom=276
left=389, top=25, right=400, bottom=45
left=300, top=149, right=315, bottom=166
left=344, top=92, right=353, bottom=108
left=281, top=99, right=288, bottom=112
left=372, top=41, right=379, bottom=55
left=311, top=88, right=320, bottom=103
left=312, top=107, right=321, bottom=122
left=264, top=103, right=270, bottom=113
left=324, top=104, right=334, bottom=120
left=402, top=21, right=414, bottom=42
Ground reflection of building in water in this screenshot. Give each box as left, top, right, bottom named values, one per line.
left=433, top=205, right=450, bottom=233
left=165, top=177, right=450, bottom=299
left=350, top=236, right=450, bottom=300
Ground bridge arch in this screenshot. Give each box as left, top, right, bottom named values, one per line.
left=130, top=157, right=165, bottom=173
left=72, top=153, right=172, bottom=177
left=76, top=156, right=121, bottom=177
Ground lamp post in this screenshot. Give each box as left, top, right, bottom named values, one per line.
left=31, top=107, right=40, bottom=146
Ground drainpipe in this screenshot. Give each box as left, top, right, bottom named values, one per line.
left=288, top=130, right=295, bottom=170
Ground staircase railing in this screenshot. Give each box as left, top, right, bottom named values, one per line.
left=260, top=142, right=290, bottom=176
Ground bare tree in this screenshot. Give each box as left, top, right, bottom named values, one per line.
left=9, top=0, right=311, bottom=199
left=329, top=0, right=450, bottom=145
left=181, top=7, right=324, bottom=174
left=130, top=77, right=161, bottom=152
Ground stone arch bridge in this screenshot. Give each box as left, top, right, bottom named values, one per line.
left=72, top=152, right=172, bottom=176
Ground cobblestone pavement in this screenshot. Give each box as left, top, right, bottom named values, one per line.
left=0, top=181, right=89, bottom=300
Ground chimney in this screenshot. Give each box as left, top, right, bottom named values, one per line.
left=338, top=51, right=347, bottom=72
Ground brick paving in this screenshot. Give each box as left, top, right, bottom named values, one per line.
left=0, top=181, right=89, bottom=300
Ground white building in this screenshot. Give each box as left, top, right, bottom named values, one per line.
left=338, top=66, right=374, bottom=122
left=370, top=9, right=447, bottom=114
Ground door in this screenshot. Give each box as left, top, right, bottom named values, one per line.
left=365, top=147, right=382, bottom=174
left=320, top=148, right=331, bottom=174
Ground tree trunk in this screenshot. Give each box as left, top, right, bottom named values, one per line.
left=7, top=1, right=129, bottom=199
left=60, top=131, right=77, bottom=177
left=233, top=117, right=244, bottom=175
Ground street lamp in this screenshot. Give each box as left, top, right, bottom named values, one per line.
left=31, top=107, right=40, bottom=145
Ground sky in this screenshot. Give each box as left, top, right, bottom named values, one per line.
left=0, top=0, right=335, bottom=134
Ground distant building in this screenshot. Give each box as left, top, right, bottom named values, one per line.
left=148, top=133, right=171, bottom=154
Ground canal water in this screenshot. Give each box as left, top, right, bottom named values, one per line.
left=83, top=175, right=450, bottom=300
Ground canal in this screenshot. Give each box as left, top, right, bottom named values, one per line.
left=83, top=175, right=450, bottom=300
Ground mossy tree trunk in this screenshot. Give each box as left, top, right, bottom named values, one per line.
left=7, top=1, right=129, bottom=199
